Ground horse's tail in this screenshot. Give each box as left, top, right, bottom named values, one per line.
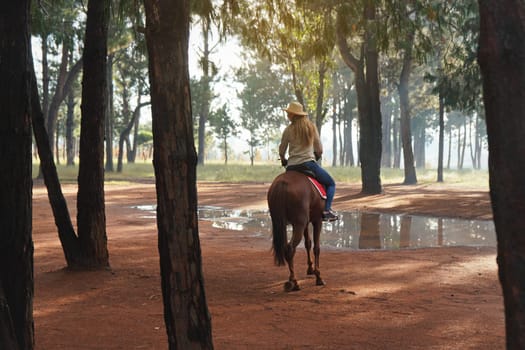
left=268, top=180, right=288, bottom=266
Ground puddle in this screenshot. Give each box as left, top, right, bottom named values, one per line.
left=132, top=205, right=496, bottom=250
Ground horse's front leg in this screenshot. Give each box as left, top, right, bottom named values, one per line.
left=284, top=224, right=304, bottom=292
left=312, top=220, right=325, bottom=286
left=303, top=226, right=314, bottom=275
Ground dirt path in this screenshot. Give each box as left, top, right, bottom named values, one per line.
left=33, top=181, right=503, bottom=349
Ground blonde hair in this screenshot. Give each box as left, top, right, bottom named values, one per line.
left=289, top=115, right=317, bottom=147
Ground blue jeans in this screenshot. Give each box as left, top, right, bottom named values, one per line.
left=303, top=161, right=336, bottom=211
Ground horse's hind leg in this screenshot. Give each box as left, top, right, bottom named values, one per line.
left=303, top=227, right=315, bottom=275
left=312, top=220, right=325, bottom=286
left=284, top=224, right=304, bottom=292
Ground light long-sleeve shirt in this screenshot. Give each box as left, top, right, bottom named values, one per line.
left=279, top=125, right=323, bottom=166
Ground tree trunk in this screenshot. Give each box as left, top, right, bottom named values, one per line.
left=360, top=1, right=383, bottom=193
left=437, top=93, right=444, bottom=182
left=336, top=1, right=382, bottom=194
left=398, top=28, right=417, bottom=185
left=446, top=126, right=452, bottom=169
left=47, top=42, right=83, bottom=160
left=381, top=95, right=392, bottom=168
left=105, top=53, right=114, bottom=172
left=414, top=124, right=425, bottom=169
left=0, top=284, right=18, bottom=349
left=117, top=102, right=150, bottom=172
left=129, top=94, right=142, bottom=163
left=31, top=68, right=82, bottom=267
left=0, top=1, right=34, bottom=348
left=77, top=0, right=110, bottom=269
left=478, top=1, right=525, bottom=348
left=143, top=0, right=214, bottom=348
left=459, top=120, right=467, bottom=169
left=66, top=89, right=76, bottom=166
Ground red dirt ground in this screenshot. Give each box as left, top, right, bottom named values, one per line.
left=33, top=181, right=504, bottom=349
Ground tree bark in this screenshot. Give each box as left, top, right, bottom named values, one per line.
left=398, top=28, right=417, bottom=184
left=478, top=1, right=525, bottom=348
left=360, top=1, right=383, bottom=193
left=31, top=67, right=82, bottom=267
left=65, top=89, right=76, bottom=166
left=77, top=0, right=110, bottom=268
left=437, top=93, right=444, bottom=182
left=46, top=43, right=82, bottom=160
left=0, top=285, right=18, bottom=349
left=336, top=2, right=382, bottom=194
left=117, top=102, right=150, bottom=173
left=105, top=53, right=114, bottom=172
left=143, top=0, right=214, bottom=348
left=0, top=1, right=34, bottom=348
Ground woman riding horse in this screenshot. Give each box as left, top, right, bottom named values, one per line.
left=279, top=101, right=338, bottom=221
left=267, top=101, right=338, bottom=291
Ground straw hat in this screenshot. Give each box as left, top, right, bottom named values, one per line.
left=283, top=101, right=308, bottom=116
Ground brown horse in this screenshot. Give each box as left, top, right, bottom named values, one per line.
left=267, top=170, right=326, bottom=291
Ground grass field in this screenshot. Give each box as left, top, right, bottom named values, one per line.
left=33, top=161, right=489, bottom=189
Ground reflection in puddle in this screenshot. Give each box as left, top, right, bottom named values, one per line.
left=132, top=205, right=496, bottom=250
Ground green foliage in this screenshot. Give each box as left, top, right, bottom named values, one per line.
left=209, top=104, right=238, bottom=140
left=230, top=0, right=337, bottom=125
left=236, top=57, right=293, bottom=163
left=135, top=130, right=153, bottom=145
left=425, top=0, right=482, bottom=113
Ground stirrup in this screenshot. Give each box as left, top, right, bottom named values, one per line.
left=322, top=210, right=339, bottom=222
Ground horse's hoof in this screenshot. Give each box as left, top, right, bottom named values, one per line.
left=306, top=267, right=315, bottom=275
left=316, top=278, right=326, bottom=286
left=284, top=280, right=300, bottom=292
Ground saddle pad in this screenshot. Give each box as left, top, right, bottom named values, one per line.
left=308, top=177, right=327, bottom=199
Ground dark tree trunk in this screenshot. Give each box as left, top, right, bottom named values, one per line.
left=31, top=68, right=82, bottom=267
left=0, top=284, right=18, bottom=349
left=130, top=96, right=142, bottom=163
left=47, top=41, right=76, bottom=159
left=478, top=1, right=525, bottom=348
left=66, top=90, right=76, bottom=165
left=143, top=0, right=214, bottom=348
left=398, top=28, right=417, bottom=184
left=437, top=93, right=444, bottom=182
left=77, top=0, right=110, bottom=269
left=336, top=1, right=382, bottom=194
left=360, top=1, right=382, bottom=193
left=381, top=95, right=392, bottom=168
left=117, top=102, right=150, bottom=172
left=0, top=1, right=34, bottom=348
left=105, top=53, right=114, bottom=172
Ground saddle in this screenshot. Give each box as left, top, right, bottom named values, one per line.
left=286, top=164, right=327, bottom=199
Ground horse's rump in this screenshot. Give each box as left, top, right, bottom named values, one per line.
left=267, top=171, right=327, bottom=290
